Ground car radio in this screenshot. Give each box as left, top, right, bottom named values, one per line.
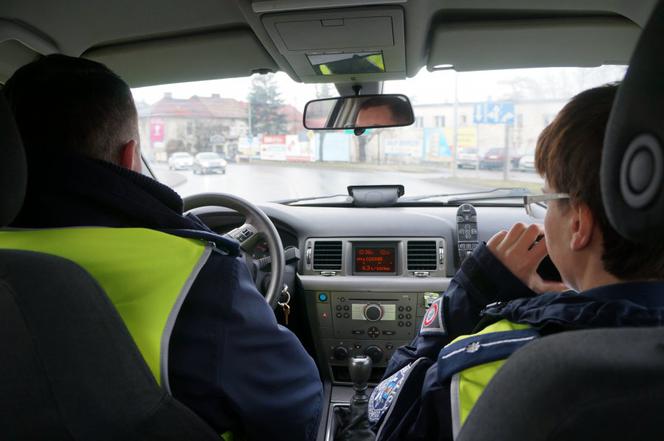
left=331, top=293, right=416, bottom=340
left=307, top=290, right=441, bottom=382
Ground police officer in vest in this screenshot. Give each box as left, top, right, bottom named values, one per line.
left=1, top=55, right=322, bottom=441
left=368, top=83, right=664, bottom=441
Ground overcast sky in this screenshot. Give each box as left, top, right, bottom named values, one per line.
left=131, top=65, right=626, bottom=110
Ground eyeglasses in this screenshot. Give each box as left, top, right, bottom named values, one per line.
left=523, top=193, right=570, bottom=219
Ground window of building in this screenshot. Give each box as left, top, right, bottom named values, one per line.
left=186, top=121, right=194, bottom=136
left=415, top=117, right=424, bottom=128
left=460, top=115, right=468, bottom=125
left=435, top=115, right=446, bottom=127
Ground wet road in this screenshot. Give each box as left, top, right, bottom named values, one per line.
left=152, top=162, right=541, bottom=203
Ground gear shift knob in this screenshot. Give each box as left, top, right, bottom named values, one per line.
left=349, top=355, right=372, bottom=393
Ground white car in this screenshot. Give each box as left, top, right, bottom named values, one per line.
left=168, top=152, right=194, bottom=170
left=457, top=148, right=479, bottom=169
left=193, top=152, right=227, bottom=175
left=519, top=154, right=535, bottom=172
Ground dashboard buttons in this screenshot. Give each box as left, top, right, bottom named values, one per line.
left=406, top=314, right=412, bottom=320
left=382, top=330, right=396, bottom=336
left=398, top=314, right=404, bottom=320
left=336, top=313, right=342, bottom=318
left=352, top=330, right=364, bottom=335
left=343, top=313, right=350, bottom=319
left=364, top=346, right=384, bottom=364
left=332, top=346, right=349, bottom=361
left=318, top=292, right=328, bottom=302
left=406, top=321, right=412, bottom=327
left=336, top=305, right=342, bottom=311
left=398, top=321, right=404, bottom=327
left=405, top=306, right=412, bottom=312
left=398, top=306, right=404, bottom=312
left=344, top=305, right=350, bottom=311
left=364, top=304, right=384, bottom=321
left=368, top=327, right=380, bottom=338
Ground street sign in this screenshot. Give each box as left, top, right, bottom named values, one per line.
left=473, top=102, right=515, bottom=125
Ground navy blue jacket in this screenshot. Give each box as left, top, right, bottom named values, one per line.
left=374, top=242, right=664, bottom=441
left=12, top=155, right=323, bottom=441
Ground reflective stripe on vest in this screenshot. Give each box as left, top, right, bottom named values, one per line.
left=0, top=227, right=211, bottom=392
left=448, top=319, right=534, bottom=438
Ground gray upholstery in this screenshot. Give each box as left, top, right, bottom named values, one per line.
left=0, top=250, right=221, bottom=440
left=601, top=0, right=664, bottom=241
left=457, top=327, right=664, bottom=441
left=0, top=93, right=26, bottom=225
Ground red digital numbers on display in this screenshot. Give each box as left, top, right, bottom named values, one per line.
left=354, top=247, right=395, bottom=273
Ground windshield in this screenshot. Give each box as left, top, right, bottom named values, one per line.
left=133, top=66, right=626, bottom=203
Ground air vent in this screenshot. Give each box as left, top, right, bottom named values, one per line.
left=313, top=241, right=342, bottom=271
left=407, top=241, right=437, bottom=271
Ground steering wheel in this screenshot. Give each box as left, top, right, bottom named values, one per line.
left=183, top=193, right=285, bottom=309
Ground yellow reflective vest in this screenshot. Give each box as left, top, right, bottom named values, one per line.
left=0, top=227, right=235, bottom=440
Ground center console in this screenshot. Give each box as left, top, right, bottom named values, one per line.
left=300, top=237, right=450, bottom=384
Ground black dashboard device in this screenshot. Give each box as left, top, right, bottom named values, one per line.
left=457, top=203, right=479, bottom=263
left=348, top=185, right=405, bottom=207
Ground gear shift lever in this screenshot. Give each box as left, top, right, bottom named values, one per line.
left=334, top=356, right=376, bottom=441
left=349, top=355, right=372, bottom=402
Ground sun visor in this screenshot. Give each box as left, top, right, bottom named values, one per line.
left=428, top=17, right=640, bottom=72
left=84, top=28, right=278, bottom=87
left=261, top=6, right=406, bottom=83
left=0, top=18, right=58, bottom=83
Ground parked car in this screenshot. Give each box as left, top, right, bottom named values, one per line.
left=193, top=152, right=227, bottom=175
left=168, top=152, right=194, bottom=170
left=479, top=147, right=506, bottom=170
left=457, top=148, right=479, bottom=169
left=519, top=154, right=536, bottom=172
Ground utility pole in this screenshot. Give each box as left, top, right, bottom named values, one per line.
left=452, top=71, right=459, bottom=177
left=503, top=123, right=510, bottom=181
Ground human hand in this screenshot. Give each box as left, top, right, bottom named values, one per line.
left=487, top=223, right=567, bottom=294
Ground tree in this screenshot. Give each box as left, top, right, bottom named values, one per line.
left=315, top=83, right=335, bottom=161
left=248, top=74, right=287, bottom=136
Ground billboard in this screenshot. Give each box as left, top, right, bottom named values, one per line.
left=150, top=120, right=164, bottom=142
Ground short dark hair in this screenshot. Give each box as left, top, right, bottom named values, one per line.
left=359, top=96, right=413, bottom=125
left=3, top=54, right=137, bottom=163
left=535, top=83, right=664, bottom=280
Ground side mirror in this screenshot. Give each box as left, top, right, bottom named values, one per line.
left=303, top=94, right=414, bottom=130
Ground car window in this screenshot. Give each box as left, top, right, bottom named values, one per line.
left=133, top=66, right=626, bottom=203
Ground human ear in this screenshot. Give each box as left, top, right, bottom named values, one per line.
left=569, top=203, right=594, bottom=251
left=120, top=140, right=141, bottom=173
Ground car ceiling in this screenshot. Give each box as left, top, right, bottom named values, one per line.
left=0, top=0, right=658, bottom=87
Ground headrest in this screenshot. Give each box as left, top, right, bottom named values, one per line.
left=602, top=0, right=664, bottom=242
left=0, top=93, right=27, bottom=226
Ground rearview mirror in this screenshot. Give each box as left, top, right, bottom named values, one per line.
left=303, top=94, right=414, bottom=130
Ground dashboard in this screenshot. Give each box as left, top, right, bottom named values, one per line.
left=193, top=201, right=535, bottom=384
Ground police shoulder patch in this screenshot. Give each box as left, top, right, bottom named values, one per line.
left=420, top=297, right=445, bottom=335
left=368, top=362, right=412, bottom=424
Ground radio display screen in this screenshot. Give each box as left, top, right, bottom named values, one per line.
left=354, top=245, right=396, bottom=273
